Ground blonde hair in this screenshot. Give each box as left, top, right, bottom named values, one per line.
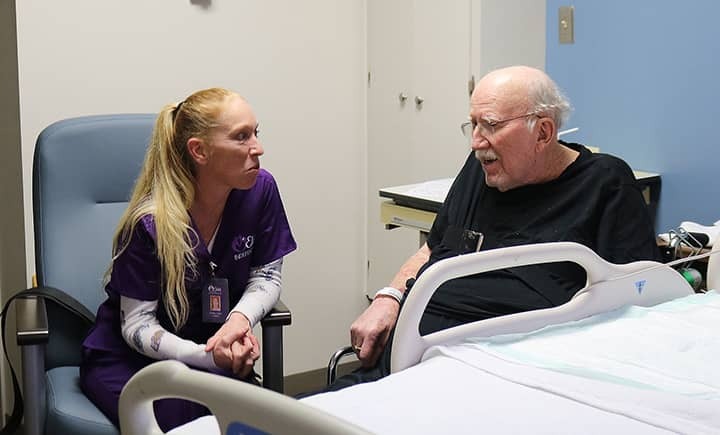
left=110, top=87, right=236, bottom=331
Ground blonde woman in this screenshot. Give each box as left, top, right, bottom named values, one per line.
left=80, top=88, right=296, bottom=431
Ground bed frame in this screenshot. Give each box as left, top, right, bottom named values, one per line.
left=392, top=241, right=694, bottom=372
left=119, top=241, right=701, bottom=435
left=119, top=360, right=371, bottom=435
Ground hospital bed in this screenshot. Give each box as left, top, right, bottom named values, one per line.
left=119, top=242, right=720, bottom=434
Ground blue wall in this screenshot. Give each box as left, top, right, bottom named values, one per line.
left=546, top=0, right=720, bottom=232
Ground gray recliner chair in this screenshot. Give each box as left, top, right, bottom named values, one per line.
left=13, top=114, right=291, bottom=435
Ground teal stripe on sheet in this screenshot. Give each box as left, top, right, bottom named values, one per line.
left=458, top=291, right=720, bottom=398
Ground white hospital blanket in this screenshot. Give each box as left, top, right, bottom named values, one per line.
left=173, top=354, right=672, bottom=434
left=431, top=291, right=720, bottom=434
left=171, top=292, right=720, bottom=435
left=303, top=356, right=672, bottom=435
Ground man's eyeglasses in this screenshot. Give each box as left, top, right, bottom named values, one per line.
left=460, top=112, right=540, bottom=138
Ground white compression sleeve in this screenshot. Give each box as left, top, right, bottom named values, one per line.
left=230, top=258, right=283, bottom=326
left=120, top=296, right=218, bottom=371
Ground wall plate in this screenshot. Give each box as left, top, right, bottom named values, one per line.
left=559, top=6, right=574, bottom=44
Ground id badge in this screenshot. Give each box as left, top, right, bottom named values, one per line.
left=460, top=229, right=484, bottom=253
left=202, top=277, right=229, bottom=323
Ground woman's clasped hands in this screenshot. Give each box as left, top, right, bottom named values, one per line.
left=205, top=312, right=259, bottom=378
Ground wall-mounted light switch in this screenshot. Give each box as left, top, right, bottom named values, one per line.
left=559, top=6, right=574, bottom=44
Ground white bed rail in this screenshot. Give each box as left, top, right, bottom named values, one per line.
left=119, top=360, right=372, bottom=435
left=391, top=242, right=694, bottom=373
left=706, top=236, right=720, bottom=290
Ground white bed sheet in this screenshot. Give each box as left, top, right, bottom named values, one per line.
left=172, top=291, right=720, bottom=435
left=175, top=355, right=670, bottom=435
left=303, top=355, right=672, bottom=435
left=433, top=290, right=720, bottom=433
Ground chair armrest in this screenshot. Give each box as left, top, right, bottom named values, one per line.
left=327, top=346, right=357, bottom=386
left=16, top=295, right=49, bottom=345
left=260, top=298, right=291, bottom=393
left=16, top=295, right=48, bottom=435
left=261, top=298, right=292, bottom=327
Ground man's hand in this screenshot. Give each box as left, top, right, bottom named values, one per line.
left=206, top=312, right=256, bottom=375
left=347, top=243, right=428, bottom=367
left=350, top=296, right=400, bottom=367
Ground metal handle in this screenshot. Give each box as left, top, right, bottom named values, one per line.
left=398, top=92, right=408, bottom=103
left=414, top=96, right=424, bottom=108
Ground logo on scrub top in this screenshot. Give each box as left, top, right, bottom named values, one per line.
left=232, top=234, right=254, bottom=261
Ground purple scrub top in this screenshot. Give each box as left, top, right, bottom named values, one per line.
left=83, top=169, right=297, bottom=355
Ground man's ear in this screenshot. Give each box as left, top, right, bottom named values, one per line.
left=187, top=137, right=209, bottom=165
left=536, top=118, right=556, bottom=149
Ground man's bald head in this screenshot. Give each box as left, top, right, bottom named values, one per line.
left=474, top=66, right=571, bottom=130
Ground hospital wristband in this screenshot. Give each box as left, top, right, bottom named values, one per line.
left=374, top=287, right=403, bottom=304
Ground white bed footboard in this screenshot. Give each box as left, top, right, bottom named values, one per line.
left=119, top=360, right=371, bottom=435
left=391, top=242, right=694, bottom=373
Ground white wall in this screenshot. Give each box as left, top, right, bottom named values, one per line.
left=471, top=0, right=546, bottom=77
left=14, top=0, right=369, bottom=376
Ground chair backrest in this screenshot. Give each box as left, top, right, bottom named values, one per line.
left=33, top=114, right=155, bottom=313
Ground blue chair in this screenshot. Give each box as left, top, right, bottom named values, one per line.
left=14, top=114, right=291, bottom=435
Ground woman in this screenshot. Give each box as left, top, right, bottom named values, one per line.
left=80, top=88, right=296, bottom=431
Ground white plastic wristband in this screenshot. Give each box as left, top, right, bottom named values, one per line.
left=374, top=287, right=403, bottom=304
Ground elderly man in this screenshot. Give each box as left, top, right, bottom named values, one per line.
left=333, top=66, right=660, bottom=391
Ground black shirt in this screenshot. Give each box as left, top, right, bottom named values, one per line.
left=420, top=142, right=661, bottom=323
